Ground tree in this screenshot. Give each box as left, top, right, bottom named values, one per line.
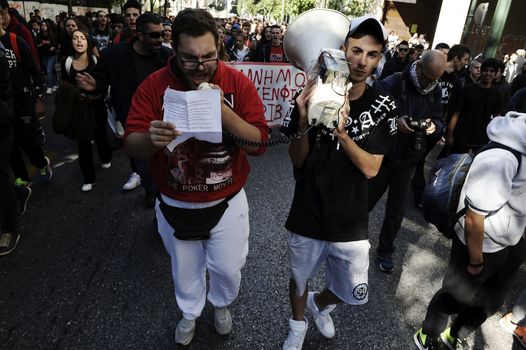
left=326, top=0, right=373, bottom=17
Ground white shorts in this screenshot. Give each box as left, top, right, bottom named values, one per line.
left=287, top=231, right=370, bottom=305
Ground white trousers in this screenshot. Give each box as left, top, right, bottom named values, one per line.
left=156, top=189, right=249, bottom=320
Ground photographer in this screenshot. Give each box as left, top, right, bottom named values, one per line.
left=368, top=50, right=446, bottom=273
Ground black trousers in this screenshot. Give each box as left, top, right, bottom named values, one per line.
left=0, top=129, right=17, bottom=233
left=77, top=99, right=112, bottom=184
left=423, top=235, right=526, bottom=339
left=368, top=158, right=416, bottom=257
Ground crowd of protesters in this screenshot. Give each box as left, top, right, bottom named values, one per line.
left=1, top=2, right=526, bottom=349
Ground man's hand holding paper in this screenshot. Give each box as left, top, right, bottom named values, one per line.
left=148, top=120, right=182, bottom=149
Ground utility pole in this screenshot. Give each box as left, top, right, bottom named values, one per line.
left=483, top=0, right=512, bottom=58
left=461, top=0, right=478, bottom=44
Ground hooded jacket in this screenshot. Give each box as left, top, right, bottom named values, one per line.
left=455, top=112, right=526, bottom=252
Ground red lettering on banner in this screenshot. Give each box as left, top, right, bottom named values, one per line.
left=263, top=70, right=274, bottom=86
left=294, top=72, right=306, bottom=87
left=277, top=69, right=291, bottom=85
left=246, top=68, right=263, bottom=85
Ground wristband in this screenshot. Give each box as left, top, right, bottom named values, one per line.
left=468, top=262, right=484, bottom=268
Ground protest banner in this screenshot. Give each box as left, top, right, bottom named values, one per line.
left=229, top=62, right=306, bottom=128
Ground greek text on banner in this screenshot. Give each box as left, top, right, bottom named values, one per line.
left=228, top=62, right=306, bottom=128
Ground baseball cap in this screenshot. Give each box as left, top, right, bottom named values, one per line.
left=347, top=14, right=388, bottom=47
left=232, top=23, right=241, bottom=30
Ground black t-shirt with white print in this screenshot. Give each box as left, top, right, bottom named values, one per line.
left=284, top=86, right=398, bottom=242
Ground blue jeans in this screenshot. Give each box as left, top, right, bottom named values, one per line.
left=42, top=55, right=57, bottom=88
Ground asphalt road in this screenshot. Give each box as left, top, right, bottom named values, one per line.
left=0, top=96, right=524, bottom=350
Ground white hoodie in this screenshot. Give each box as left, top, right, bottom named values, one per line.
left=455, top=112, right=526, bottom=252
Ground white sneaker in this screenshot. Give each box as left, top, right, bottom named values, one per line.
left=81, top=183, right=94, bottom=192
left=52, top=85, right=58, bottom=92
left=46, top=87, right=52, bottom=95
left=101, top=162, right=111, bottom=169
left=283, top=317, right=308, bottom=350
left=174, top=317, right=196, bottom=346
left=214, top=307, right=232, bottom=335
left=122, top=172, right=141, bottom=190
left=307, top=291, right=336, bottom=338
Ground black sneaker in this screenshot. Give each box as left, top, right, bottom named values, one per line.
left=16, top=185, right=32, bottom=218
left=378, top=254, right=394, bottom=273
left=414, top=328, right=443, bottom=350
left=0, top=232, right=20, bottom=256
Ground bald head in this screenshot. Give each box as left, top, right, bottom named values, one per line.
left=419, top=50, right=447, bottom=81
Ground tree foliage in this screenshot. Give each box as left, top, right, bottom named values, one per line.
left=237, top=0, right=373, bottom=20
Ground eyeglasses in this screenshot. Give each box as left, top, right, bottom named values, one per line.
left=178, top=53, right=219, bottom=70
left=141, top=31, right=164, bottom=39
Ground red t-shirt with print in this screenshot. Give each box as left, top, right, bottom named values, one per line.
left=125, top=58, right=268, bottom=202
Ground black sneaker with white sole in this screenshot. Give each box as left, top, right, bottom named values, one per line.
left=0, top=232, right=20, bottom=256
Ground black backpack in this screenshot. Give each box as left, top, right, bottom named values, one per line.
left=422, top=142, right=522, bottom=237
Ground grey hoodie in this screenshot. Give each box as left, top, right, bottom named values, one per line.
left=454, top=112, right=526, bottom=252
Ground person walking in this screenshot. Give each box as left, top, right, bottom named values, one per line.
left=125, top=9, right=268, bottom=345
left=60, top=28, right=112, bottom=192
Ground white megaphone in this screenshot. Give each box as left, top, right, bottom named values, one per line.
left=284, top=9, right=352, bottom=130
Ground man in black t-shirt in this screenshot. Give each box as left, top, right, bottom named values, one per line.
left=75, top=12, right=173, bottom=208
left=281, top=15, right=397, bottom=350
left=447, top=58, right=503, bottom=154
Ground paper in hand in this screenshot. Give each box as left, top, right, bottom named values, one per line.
left=163, top=87, right=223, bottom=151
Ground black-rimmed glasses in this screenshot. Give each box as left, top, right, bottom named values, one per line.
left=178, top=53, right=219, bottom=70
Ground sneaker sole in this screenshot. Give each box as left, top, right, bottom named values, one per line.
left=413, top=332, right=425, bottom=350
left=17, top=187, right=32, bottom=219
left=439, top=332, right=455, bottom=350
left=0, top=234, right=20, bottom=256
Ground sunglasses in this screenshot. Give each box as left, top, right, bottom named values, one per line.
left=399, top=48, right=409, bottom=52
left=141, top=31, right=164, bottom=39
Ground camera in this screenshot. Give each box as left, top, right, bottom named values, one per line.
left=409, top=118, right=429, bottom=151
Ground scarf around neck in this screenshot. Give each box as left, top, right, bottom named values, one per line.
left=409, top=61, right=438, bottom=95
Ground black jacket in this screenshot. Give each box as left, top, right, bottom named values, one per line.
left=0, top=32, right=45, bottom=100
left=90, top=39, right=173, bottom=124
left=0, top=48, right=14, bottom=137
left=377, top=66, right=444, bottom=166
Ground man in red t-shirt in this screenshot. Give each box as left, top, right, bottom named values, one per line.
left=125, top=9, right=268, bottom=346
left=256, top=24, right=288, bottom=63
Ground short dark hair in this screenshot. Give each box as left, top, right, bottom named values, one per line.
left=122, top=0, right=142, bottom=14
left=481, top=57, right=499, bottom=72
left=447, top=44, right=470, bottom=62
left=434, top=42, right=450, bottom=51
left=414, top=44, right=424, bottom=50
left=497, top=61, right=506, bottom=73
left=172, top=9, right=218, bottom=48
left=398, top=40, right=409, bottom=47
left=270, top=24, right=281, bottom=32
left=112, top=14, right=125, bottom=25
left=0, top=0, right=8, bottom=10
left=136, top=12, right=161, bottom=33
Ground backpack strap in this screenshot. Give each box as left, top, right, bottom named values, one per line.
left=455, top=141, right=522, bottom=222
left=65, top=56, right=73, bottom=76
left=478, top=141, right=522, bottom=166
left=9, top=32, right=20, bottom=63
